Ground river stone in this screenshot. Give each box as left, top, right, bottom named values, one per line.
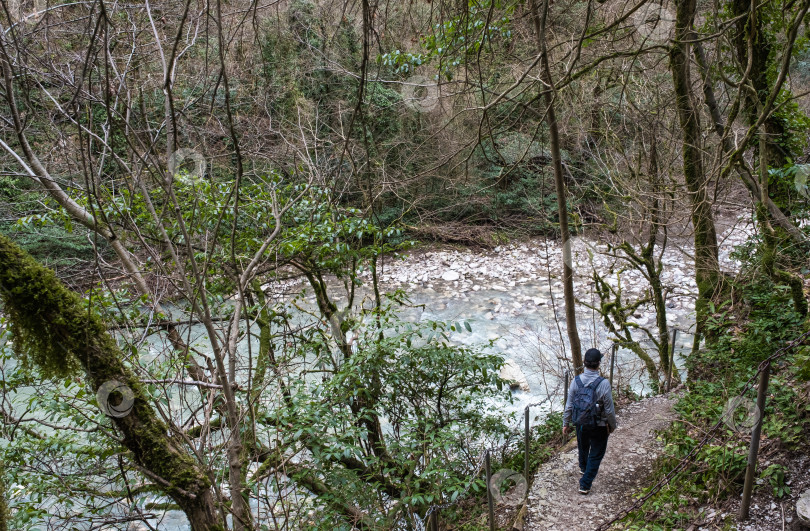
left=499, top=359, right=530, bottom=391
left=797, top=489, right=810, bottom=527
left=441, top=270, right=460, bottom=281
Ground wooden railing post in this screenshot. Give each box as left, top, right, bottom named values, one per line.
left=524, top=406, right=530, bottom=487
left=429, top=510, right=439, bottom=531
left=485, top=449, right=495, bottom=531
left=740, top=361, right=771, bottom=520
left=609, top=344, right=616, bottom=387
left=563, top=370, right=570, bottom=408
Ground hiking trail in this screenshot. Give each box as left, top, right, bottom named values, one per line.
left=525, top=393, right=678, bottom=530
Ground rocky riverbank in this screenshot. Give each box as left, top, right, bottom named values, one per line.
left=259, top=216, right=757, bottom=419
left=359, top=217, right=754, bottom=331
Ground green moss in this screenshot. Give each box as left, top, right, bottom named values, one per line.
left=754, top=203, right=808, bottom=316
left=0, top=235, right=86, bottom=377
left=0, top=461, right=7, bottom=531
left=775, top=269, right=809, bottom=316
left=0, top=235, right=219, bottom=527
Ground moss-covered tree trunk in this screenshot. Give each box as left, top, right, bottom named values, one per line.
left=643, top=140, right=676, bottom=384
left=731, top=0, right=789, bottom=168
left=692, top=40, right=808, bottom=246
left=0, top=460, right=6, bottom=531
left=757, top=132, right=809, bottom=316
left=0, top=236, right=222, bottom=530
left=669, top=0, right=722, bottom=348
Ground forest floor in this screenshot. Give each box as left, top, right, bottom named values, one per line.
left=524, top=392, right=678, bottom=530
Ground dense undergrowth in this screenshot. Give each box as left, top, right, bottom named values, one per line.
left=0, top=0, right=808, bottom=526
left=435, top=412, right=566, bottom=530
left=619, top=244, right=810, bottom=530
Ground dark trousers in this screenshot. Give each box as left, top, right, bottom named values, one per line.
left=576, top=425, right=609, bottom=490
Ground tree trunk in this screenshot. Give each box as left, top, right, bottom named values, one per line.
left=731, top=0, right=788, bottom=167
left=0, top=461, right=6, bottom=531
left=529, top=0, right=583, bottom=372
left=692, top=41, right=807, bottom=246
left=644, top=140, right=675, bottom=382
left=669, top=0, right=722, bottom=346
left=0, top=235, right=223, bottom=531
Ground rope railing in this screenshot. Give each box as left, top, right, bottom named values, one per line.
left=592, top=328, right=810, bottom=530
left=417, top=327, right=702, bottom=530
left=417, top=339, right=632, bottom=529
left=417, top=395, right=552, bottom=530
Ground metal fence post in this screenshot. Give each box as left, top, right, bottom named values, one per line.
left=485, top=449, right=495, bottom=531
left=740, top=361, right=771, bottom=520
left=609, top=344, right=616, bottom=387
left=524, top=406, right=530, bottom=486
left=563, top=370, right=570, bottom=408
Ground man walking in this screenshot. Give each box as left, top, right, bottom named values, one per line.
left=562, top=348, right=617, bottom=495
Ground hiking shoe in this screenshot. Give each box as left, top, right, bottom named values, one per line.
left=578, top=487, right=590, bottom=495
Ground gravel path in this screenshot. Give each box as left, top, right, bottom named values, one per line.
left=526, top=394, right=678, bottom=530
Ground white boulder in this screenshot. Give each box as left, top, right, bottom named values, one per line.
left=499, top=359, right=530, bottom=392
left=797, top=488, right=810, bottom=527
left=441, top=271, right=460, bottom=281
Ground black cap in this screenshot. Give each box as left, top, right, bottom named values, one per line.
left=584, top=348, right=603, bottom=364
